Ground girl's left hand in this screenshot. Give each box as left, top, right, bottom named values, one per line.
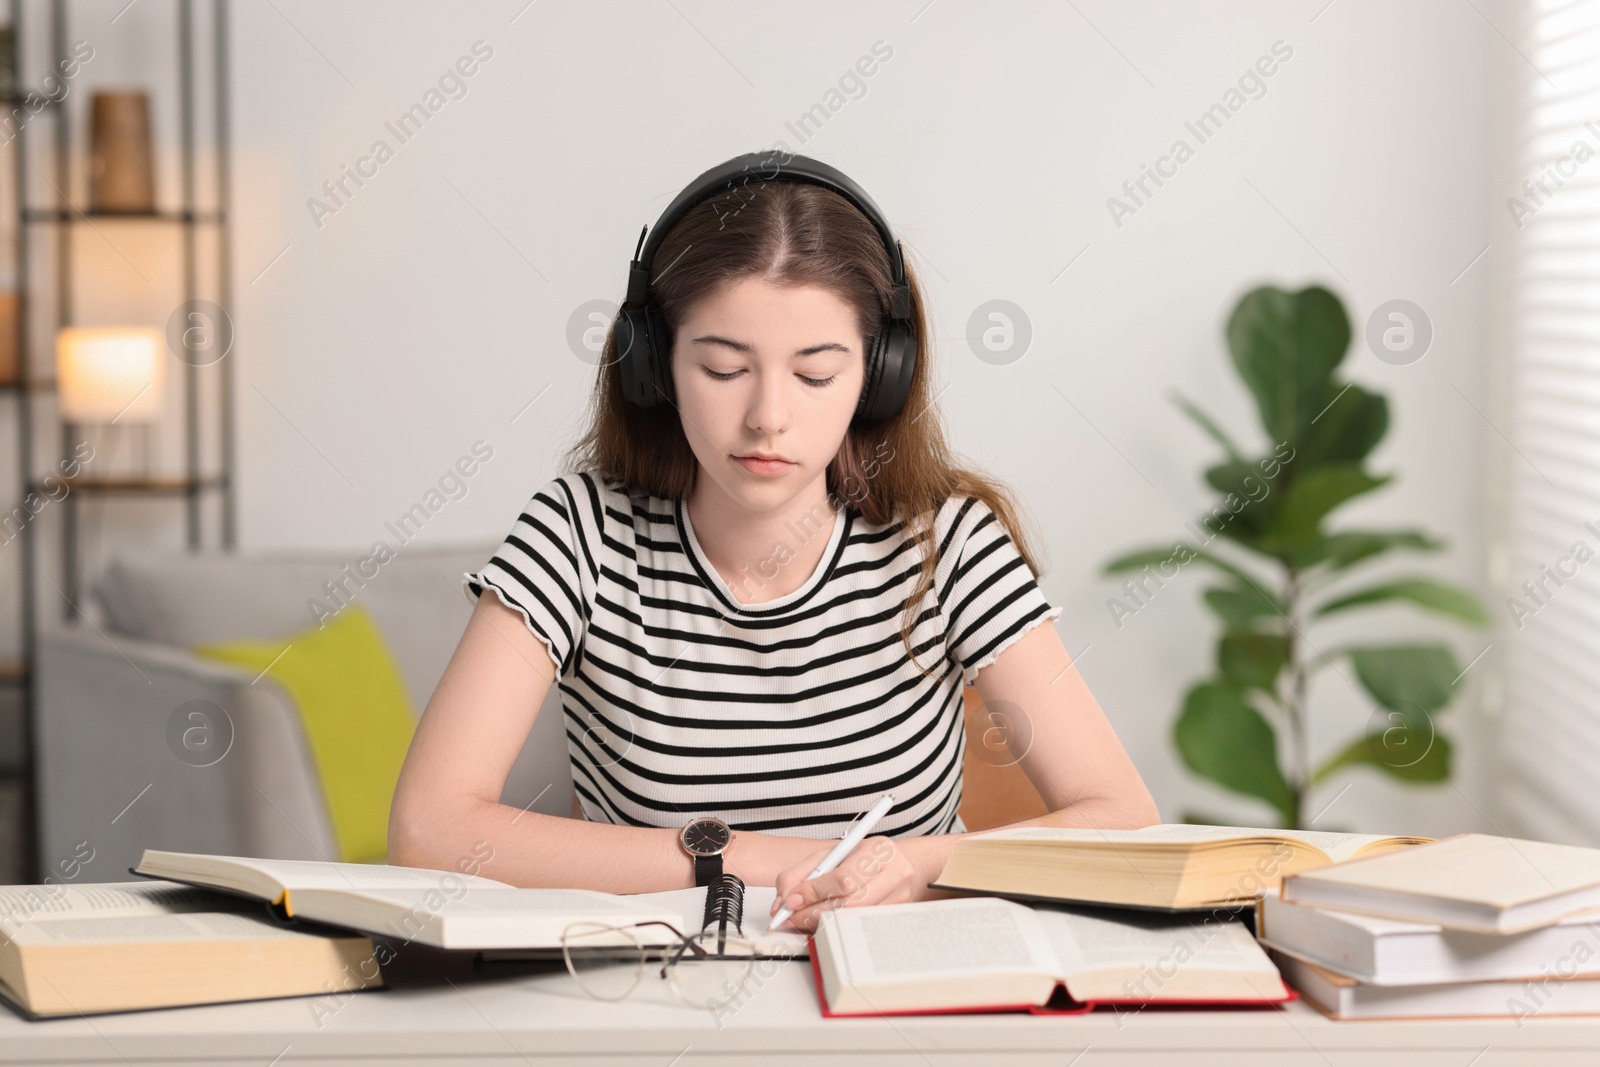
left=768, top=835, right=936, bottom=932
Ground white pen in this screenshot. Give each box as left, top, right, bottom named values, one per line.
left=769, top=792, right=896, bottom=931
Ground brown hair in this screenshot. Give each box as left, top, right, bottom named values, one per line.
left=562, top=175, right=1047, bottom=677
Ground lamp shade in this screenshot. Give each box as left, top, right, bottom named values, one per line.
left=56, top=327, right=164, bottom=422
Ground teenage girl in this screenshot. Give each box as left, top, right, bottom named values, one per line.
left=389, top=152, right=1158, bottom=933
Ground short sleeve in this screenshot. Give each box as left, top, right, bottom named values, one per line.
left=463, top=476, right=593, bottom=676
left=938, top=497, right=1063, bottom=685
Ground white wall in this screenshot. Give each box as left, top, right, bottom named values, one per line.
left=218, top=0, right=1495, bottom=835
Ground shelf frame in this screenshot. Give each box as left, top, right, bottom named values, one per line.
left=1, top=0, right=236, bottom=883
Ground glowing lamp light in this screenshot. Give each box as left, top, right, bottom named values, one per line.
left=55, top=327, right=164, bottom=423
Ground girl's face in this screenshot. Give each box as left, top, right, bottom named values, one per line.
left=671, top=276, right=865, bottom=513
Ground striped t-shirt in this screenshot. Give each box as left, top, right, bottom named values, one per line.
left=462, top=470, right=1062, bottom=839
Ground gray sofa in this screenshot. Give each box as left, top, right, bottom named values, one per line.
left=34, top=542, right=572, bottom=880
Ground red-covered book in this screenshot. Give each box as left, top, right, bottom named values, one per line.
left=804, top=897, right=1295, bottom=1018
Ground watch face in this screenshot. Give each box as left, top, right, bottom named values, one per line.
left=680, top=818, right=731, bottom=856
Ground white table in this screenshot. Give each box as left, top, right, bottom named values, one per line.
left=4, top=944, right=1600, bottom=1065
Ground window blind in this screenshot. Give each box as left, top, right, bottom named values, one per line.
left=1499, top=0, right=1600, bottom=844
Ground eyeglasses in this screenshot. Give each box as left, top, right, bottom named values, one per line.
left=559, top=919, right=768, bottom=1011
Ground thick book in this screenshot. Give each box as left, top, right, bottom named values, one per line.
left=1279, top=833, right=1600, bottom=934
left=807, top=895, right=1292, bottom=1017
left=132, top=850, right=689, bottom=950
left=930, top=824, right=1430, bottom=911
left=0, top=880, right=380, bottom=1019
left=1273, top=951, right=1600, bottom=1020
left=1257, top=888, right=1600, bottom=985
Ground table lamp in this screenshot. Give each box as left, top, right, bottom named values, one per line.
left=56, top=326, right=165, bottom=475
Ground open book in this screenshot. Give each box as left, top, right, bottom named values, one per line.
left=0, top=880, right=379, bottom=1018
left=809, top=896, right=1291, bottom=1016
left=133, top=850, right=689, bottom=951
left=930, top=824, right=1431, bottom=911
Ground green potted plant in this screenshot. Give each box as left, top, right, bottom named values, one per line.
left=1104, top=284, right=1487, bottom=829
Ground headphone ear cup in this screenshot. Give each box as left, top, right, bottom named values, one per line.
left=859, top=327, right=916, bottom=422
left=616, top=308, right=655, bottom=408
left=644, top=305, right=674, bottom=405
left=855, top=331, right=885, bottom=421
left=886, top=328, right=917, bottom=417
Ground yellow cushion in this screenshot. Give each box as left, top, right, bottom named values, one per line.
left=195, top=606, right=417, bottom=863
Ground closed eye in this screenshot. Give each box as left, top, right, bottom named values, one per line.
left=702, top=368, right=836, bottom=388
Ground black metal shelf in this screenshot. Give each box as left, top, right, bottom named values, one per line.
left=0, top=378, right=56, bottom=393
left=0, top=0, right=237, bottom=884
left=28, top=474, right=226, bottom=496
left=22, top=207, right=224, bottom=224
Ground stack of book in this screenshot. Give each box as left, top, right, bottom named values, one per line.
left=924, top=823, right=1600, bottom=1021
left=1258, top=833, right=1600, bottom=1020
left=0, top=850, right=806, bottom=1019
left=806, top=823, right=1433, bottom=1018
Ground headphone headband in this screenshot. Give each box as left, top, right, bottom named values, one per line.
left=626, top=151, right=908, bottom=313
left=615, top=150, right=918, bottom=421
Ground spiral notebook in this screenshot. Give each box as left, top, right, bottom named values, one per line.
left=132, top=849, right=812, bottom=959
left=132, top=850, right=719, bottom=952
left=479, top=875, right=812, bottom=963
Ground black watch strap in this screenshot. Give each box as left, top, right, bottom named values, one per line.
left=693, top=852, right=723, bottom=888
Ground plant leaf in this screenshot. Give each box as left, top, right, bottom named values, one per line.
left=1294, top=529, right=1445, bottom=571
left=1203, top=585, right=1284, bottom=628
left=1345, top=645, right=1463, bottom=714
left=1173, top=682, right=1295, bottom=821
left=1103, top=544, right=1265, bottom=591
left=1180, top=809, right=1267, bottom=828
left=1264, top=465, right=1391, bottom=550
left=1315, top=578, right=1489, bottom=626
left=1225, top=285, right=1352, bottom=446
left=1314, top=728, right=1452, bottom=784
left=1218, top=631, right=1289, bottom=693
left=1103, top=546, right=1186, bottom=576
left=1297, top=382, right=1389, bottom=468
left=1205, top=461, right=1261, bottom=497
left=1202, top=462, right=1279, bottom=540
left=1171, top=391, right=1247, bottom=464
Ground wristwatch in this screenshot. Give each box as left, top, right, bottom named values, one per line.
left=679, top=816, right=733, bottom=887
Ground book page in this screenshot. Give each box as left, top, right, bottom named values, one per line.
left=827, top=898, right=1058, bottom=982
left=6, top=909, right=328, bottom=946
left=963, top=824, right=1289, bottom=844
left=287, top=886, right=691, bottom=949
left=963, top=823, right=1410, bottom=861
left=139, top=851, right=512, bottom=894
left=350, top=887, right=662, bottom=914
left=1036, top=907, right=1271, bottom=978
left=1, top=882, right=345, bottom=947
left=1, top=881, right=227, bottom=933
left=1267, top=828, right=1421, bottom=863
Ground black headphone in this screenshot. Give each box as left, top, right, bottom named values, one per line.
left=614, top=150, right=918, bottom=423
